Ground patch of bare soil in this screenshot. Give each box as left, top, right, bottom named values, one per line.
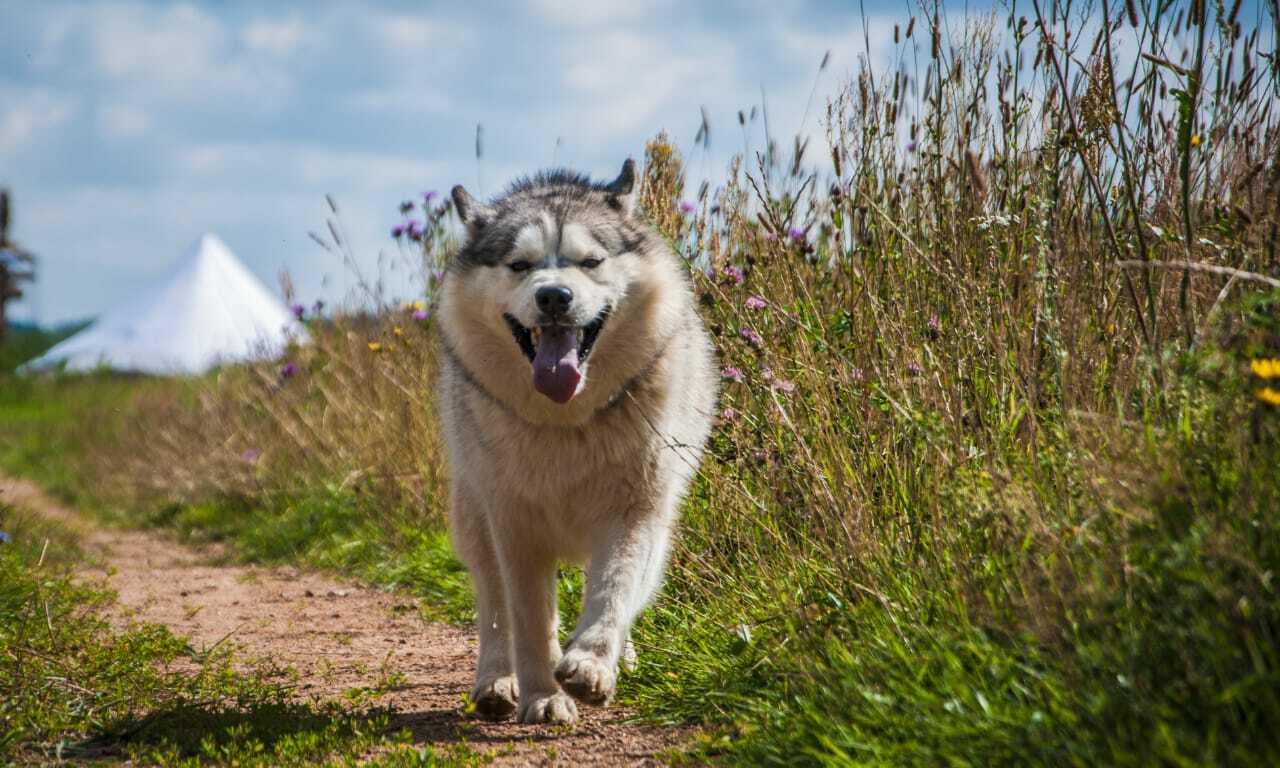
left=0, top=476, right=689, bottom=766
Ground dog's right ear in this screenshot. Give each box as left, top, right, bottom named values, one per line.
left=451, top=185, right=492, bottom=235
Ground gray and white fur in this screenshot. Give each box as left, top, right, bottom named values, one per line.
left=436, top=159, right=718, bottom=724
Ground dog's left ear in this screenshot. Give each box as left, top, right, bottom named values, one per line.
left=605, top=158, right=637, bottom=218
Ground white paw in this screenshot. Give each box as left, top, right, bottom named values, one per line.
left=555, top=648, right=616, bottom=706
left=470, top=674, right=519, bottom=720
left=518, top=690, right=579, bottom=725
left=622, top=639, right=637, bottom=673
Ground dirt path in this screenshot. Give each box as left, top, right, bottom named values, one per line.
left=0, top=476, right=687, bottom=766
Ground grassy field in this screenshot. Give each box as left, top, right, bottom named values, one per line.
left=4, top=1, right=1280, bottom=764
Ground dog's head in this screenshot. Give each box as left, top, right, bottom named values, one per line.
left=444, top=160, right=655, bottom=405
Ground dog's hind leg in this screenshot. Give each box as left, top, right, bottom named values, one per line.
left=556, top=497, right=676, bottom=706
left=450, top=491, right=518, bottom=720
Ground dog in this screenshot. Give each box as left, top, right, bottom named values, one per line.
left=435, top=159, right=718, bottom=724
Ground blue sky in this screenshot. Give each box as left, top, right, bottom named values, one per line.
left=0, top=0, right=910, bottom=324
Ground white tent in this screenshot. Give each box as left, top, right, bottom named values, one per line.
left=24, top=233, right=307, bottom=375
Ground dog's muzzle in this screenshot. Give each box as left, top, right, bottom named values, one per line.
left=503, top=308, right=609, bottom=404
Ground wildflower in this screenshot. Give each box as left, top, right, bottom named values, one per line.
left=280, top=362, right=298, bottom=379
left=423, top=190, right=438, bottom=205
left=761, top=365, right=773, bottom=381
left=290, top=303, right=305, bottom=321
left=413, top=309, right=429, bottom=322
left=368, top=341, right=383, bottom=352
left=679, top=200, right=697, bottom=215
left=407, top=300, right=427, bottom=313
left=745, top=295, right=768, bottom=311
left=313, top=299, right=326, bottom=314
left=788, top=227, right=806, bottom=242
left=763, top=230, right=778, bottom=242
left=1190, top=133, right=1202, bottom=147
left=740, top=327, right=763, bottom=347
left=1250, top=358, right=1280, bottom=380
left=926, top=314, right=941, bottom=340
left=400, top=200, right=415, bottom=214
left=906, top=140, right=918, bottom=153
left=391, top=224, right=405, bottom=239
left=393, top=326, right=404, bottom=337
left=772, top=378, right=796, bottom=394
left=723, top=265, right=745, bottom=286
left=720, top=407, right=737, bottom=422
left=721, top=366, right=744, bottom=383
left=850, top=367, right=866, bottom=383
left=430, top=269, right=444, bottom=284
left=1258, top=387, right=1280, bottom=407
left=241, top=448, right=260, bottom=464
left=906, top=361, right=924, bottom=376
left=407, top=220, right=424, bottom=241
left=0, top=531, right=10, bottom=544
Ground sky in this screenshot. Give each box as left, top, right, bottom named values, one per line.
left=0, top=0, right=910, bottom=325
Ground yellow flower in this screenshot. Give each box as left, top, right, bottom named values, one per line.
left=1250, top=358, right=1280, bottom=380
left=1257, top=387, right=1280, bottom=407
left=1190, top=133, right=1202, bottom=147
left=393, top=326, right=404, bottom=336
left=367, top=341, right=383, bottom=352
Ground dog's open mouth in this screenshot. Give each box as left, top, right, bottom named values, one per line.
left=503, top=309, right=609, bottom=404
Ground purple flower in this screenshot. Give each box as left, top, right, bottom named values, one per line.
left=761, top=365, right=774, bottom=382
left=241, top=448, right=261, bottom=464
left=412, top=308, right=429, bottom=322
left=313, top=299, right=326, bottom=315
left=679, top=200, right=697, bottom=215
left=290, top=303, right=305, bottom=320
left=906, top=361, right=924, bottom=377
left=406, top=220, right=423, bottom=241
left=928, top=315, right=941, bottom=332
left=391, top=224, right=405, bottom=238
left=720, top=407, right=737, bottom=422
left=280, top=362, right=299, bottom=379
left=740, top=327, right=763, bottom=347
left=0, top=531, right=10, bottom=544
left=399, top=200, right=416, bottom=214
left=788, top=227, right=806, bottom=242
left=772, top=378, right=796, bottom=394
left=850, top=367, right=866, bottom=383
left=745, top=295, right=768, bottom=310
left=721, top=366, right=744, bottom=383
left=907, top=140, right=918, bottom=153
left=423, top=190, right=438, bottom=205
left=763, top=230, right=778, bottom=242
left=723, top=265, right=745, bottom=286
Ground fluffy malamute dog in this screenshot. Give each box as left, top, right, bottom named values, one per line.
left=436, top=160, right=718, bottom=724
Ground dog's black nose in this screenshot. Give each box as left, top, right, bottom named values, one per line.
left=536, top=285, right=574, bottom=316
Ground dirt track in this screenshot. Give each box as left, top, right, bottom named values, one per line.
left=0, top=475, right=686, bottom=766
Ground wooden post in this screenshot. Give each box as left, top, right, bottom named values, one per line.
left=0, top=189, right=37, bottom=340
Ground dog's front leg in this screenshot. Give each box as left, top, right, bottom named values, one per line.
left=556, top=503, right=675, bottom=706
left=491, top=525, right=578, bottom=725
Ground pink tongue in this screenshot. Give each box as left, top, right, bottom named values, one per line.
left=532, top=327, right=582, bottom=404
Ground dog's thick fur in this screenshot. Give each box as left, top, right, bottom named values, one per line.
left=436, top=160, right=717, bottom=724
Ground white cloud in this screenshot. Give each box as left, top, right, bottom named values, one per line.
left=372, top=14, right=445, bottom=52
left=242, top=16, right=309, bottom=55
left=0, top=90, right=76, bottom=153
left=525, top=0, right=675, bottom=27
left=98, top=104, right=150, bottom=139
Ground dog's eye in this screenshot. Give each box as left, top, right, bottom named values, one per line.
left=508, top=260, right=533, bottom=273
left=580, top=258, right=603, bottom=269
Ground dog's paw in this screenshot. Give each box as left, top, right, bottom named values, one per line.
left=517, top=690, right=578, bottom=725
left=622, top=639, right=637, bottom=673
left=555, top=649, right=616, bottom=706
left=470, top=674, right=519, bottom=720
